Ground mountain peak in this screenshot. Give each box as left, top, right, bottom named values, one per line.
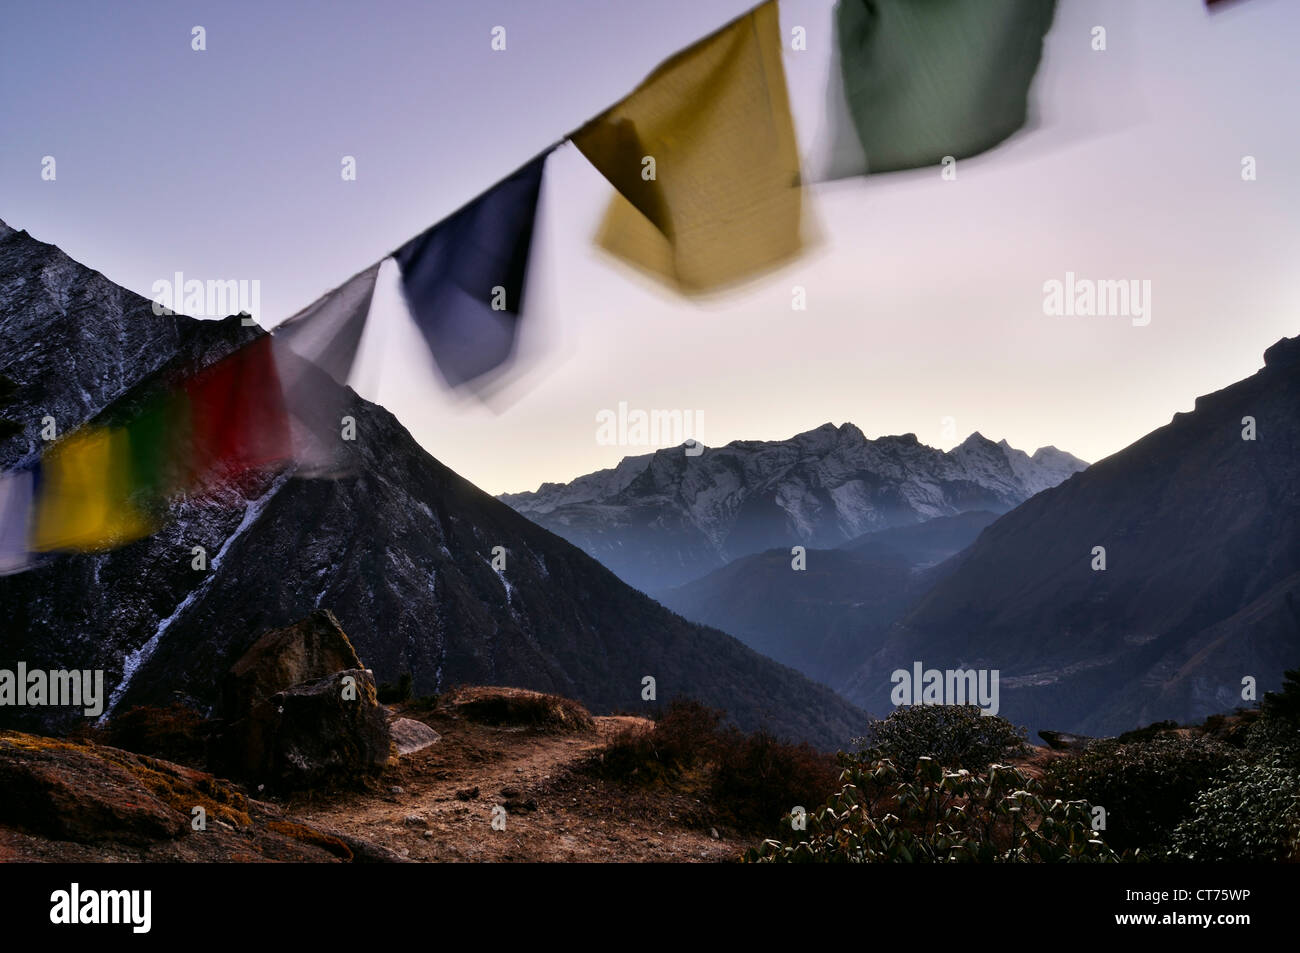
left=1264, top=334, right=1300, bottom=369
left=957, top=431, right=997, bottom=450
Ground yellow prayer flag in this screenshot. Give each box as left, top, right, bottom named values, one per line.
left=573, top=0, right=804, bottom=293
left=32, top=426, right=154, bottom=552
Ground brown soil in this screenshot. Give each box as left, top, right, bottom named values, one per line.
left=289, top=687, right=743, bottom=862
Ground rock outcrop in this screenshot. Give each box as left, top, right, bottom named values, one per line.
left=224, top=669, right=392, bottom=790
left=0, top=731, right=355, bottom=861
left=221, top=609, right=362, bottom=719
left=214, top=614, right=392, bottom=789
left=390, top=717, right=441, bottom=756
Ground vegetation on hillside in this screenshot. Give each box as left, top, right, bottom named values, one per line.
left=856, top=704, right=1029, bottom=774
left=588, top=699, right=840, bottom=837
left=747, top=755, right=1116, bottom=863
left=745, top=678, right=1300, bottom=862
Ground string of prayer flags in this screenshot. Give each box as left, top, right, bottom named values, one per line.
left=573, top=0, right=804, bottom=294
left=0, top=0, right=1067, bottom=567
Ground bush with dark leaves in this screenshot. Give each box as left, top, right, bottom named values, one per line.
left=1043, top=733, right=1240, bottom=853
left=856, top=705, right=1029, bottom=774
left=748, top=756, right=1117, bottom=863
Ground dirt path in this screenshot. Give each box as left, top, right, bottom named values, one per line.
left=291, top=695, right=743, bottom=862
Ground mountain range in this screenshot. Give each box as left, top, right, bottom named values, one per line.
left=6, top=214, right=1294, bottom=749
left=0, top=218, right=863, bottom=748
left=535, top=332, right=1300, bottom=741
left=500, top=425, right=1086, bottom=593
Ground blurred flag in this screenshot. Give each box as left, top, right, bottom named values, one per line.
left=183, top=335, right=293, bottom=489
left=272, top=263, right=381, bottom=474
left=124, top=389, right=191, bottom=502
left=395, top=152, right=549, bottom=390
left=573, top=0, right=803, bottom=293
left=31, top=427, right=154, bottom=552
left=273, top=263, right=381, bottom=388
left=824, top=0, right=1056, bottom=179
left=0, top=467, right=34, bottom=572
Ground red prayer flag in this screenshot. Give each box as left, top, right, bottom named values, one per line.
left=183, top=335, right=292, bottom=487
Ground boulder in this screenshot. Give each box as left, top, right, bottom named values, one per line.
left=390, top=717, right=441, bottom=756
left=221, top=610, right=362, bottom=720
left=220, top=669, right=392, bottom=790
left=1038, top=730, right=1096, bottom=751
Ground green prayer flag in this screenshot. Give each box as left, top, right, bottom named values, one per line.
left=828, top=0, right=1056, bottom=178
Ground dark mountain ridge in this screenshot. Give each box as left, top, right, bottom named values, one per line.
left=658, top=512, right=1000, bottom=690
left=844, top=335, right=1300, bottom=736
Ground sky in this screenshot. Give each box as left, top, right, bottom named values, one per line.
left=2, top=0, right=1297, bottom=495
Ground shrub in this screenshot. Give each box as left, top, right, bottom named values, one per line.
left=1167, top=758, right=1300, bottom=862
left=590, top=699, right=840, bottom=836
left=1262, top=668, right=1300, bottom=723
left=591, top=699, right=727, bottom=783
left=856, top=705, right=1029, bottom=775
left=1244, top=707, right=1300, bottom=768
left=454, top=690, right=594, bottom=733
left=376, top=672, right=413, bottom=705
left=1043, top=733, right=1240, bottom=853
left=1116, top=720, right=1179, bottom=744
left=102, top=704, right=208, bottom=765
left=711, top=729, right=841, bottom=835
left=747, top=756, right=1117, bottom=863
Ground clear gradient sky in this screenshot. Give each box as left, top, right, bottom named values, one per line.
left=2, top=0, right=1297, bottom=494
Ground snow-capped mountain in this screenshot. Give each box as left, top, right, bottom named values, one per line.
left=500, top=424, right=1087, bottom=592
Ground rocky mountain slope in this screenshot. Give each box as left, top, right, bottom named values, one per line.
left=0, top=218, right=862, bottom=748
left=659, top=512, right=999, bottom=689
left=500, top=425, right=1085, bottom=593
left=844, top=335, right=1300, bottom=737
